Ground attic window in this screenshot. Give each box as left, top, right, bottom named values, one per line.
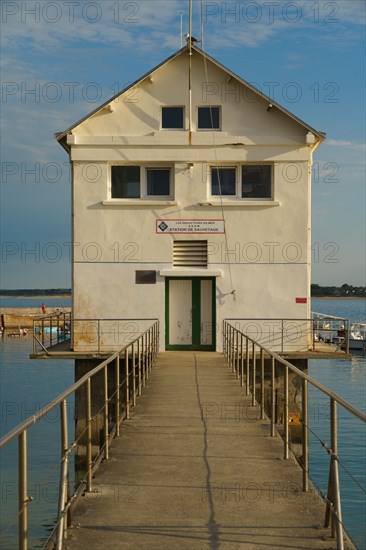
left=162, top=107, right=184, bottom=129
left=198, top=107, right=220, bottom=130
left=173, top=241, right=208, bottom=267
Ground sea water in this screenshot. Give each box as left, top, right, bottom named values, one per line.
left=309, top=299, right=366, bottom=549
left=0, top=299, right=365, bottom=549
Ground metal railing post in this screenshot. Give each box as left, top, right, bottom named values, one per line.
left=281, top=319, right=284, bottom=353
left=235, top=330, right=239, bottom=378
left=227, top=322, right=230, bottom=360
left=345, top=319, right=349, bottom=355
left=50, top=315, right=53, bottom=347
left=138, top=339, right=142, bottom=396
left=115, top=355, right=120, bottom=436
left=302, top=379, right=308, bottom=491
left=98, top=320, right=101, bottom=354
left=86, top=378, right=92, bottom=492
left=270, top=356, right=276, bottom=437
left=252, top=342, right=256, bottom=406
left=142, top=333, right=146, bottom=387
left=226, top=322, right=229, bottom=359
left=56, top=399, right=69, bottom=548
left=152, top=324, right=156, bottom=362
left=19, top=431, right=28, bottom=550
left=144, top=333, right=148, bottom=381
left=325, top=399, right=344, bottom=548
left=284, top=366, right=289, bottom=459
left=230, top=326, right=233, bottom=370
left=240, top=333, right=244, bottom=387
left=41, top=318, right=45, bottom=347
left=125, top=348, right=130, bottom=419
left=260, top=348, right=265, bottom=420
left=103, top=366, right=109, bottom=460
left=132, top=342, right=136, bottom=407
left=33, top=321, right=36, bottom=355
left=148, top=329, right=152, bottom=373
left=246, top=337, right=250, bottom=396
left=223, top=321, right=226, bottom=358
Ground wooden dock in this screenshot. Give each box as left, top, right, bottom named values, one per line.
left=63, top=352, right=354, bottom=550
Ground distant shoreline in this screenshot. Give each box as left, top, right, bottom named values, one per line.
left=1, top=294, right=364, bottom=300
left=0, top=295, right=71, bottom=299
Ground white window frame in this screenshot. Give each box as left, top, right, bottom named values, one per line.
left=161, top=106, right=185, bottom=130
left=197, top=106, right=221, bottom=131
left=109, top=164, right=174, bottom=201
left=208, top=163, right=273, bottom=200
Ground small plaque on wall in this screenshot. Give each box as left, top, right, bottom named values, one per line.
left=135, top=271, right=157, bottom=284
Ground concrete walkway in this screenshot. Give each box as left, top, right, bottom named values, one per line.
left=64, top=352, right=351, bottom=550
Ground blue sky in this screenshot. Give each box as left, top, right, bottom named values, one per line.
left=1, top=0, right=365, bottom=288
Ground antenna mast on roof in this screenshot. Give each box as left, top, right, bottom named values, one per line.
left=189, top=0, right=193, bottom=52
left=180, top=12, right=183, bottom=48
left=188, top=0, right=193, bottom=139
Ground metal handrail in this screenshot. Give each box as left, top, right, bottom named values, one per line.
left=222, top=320, right=365, bottom=550
left=225, top=315, right=350, bottom=354
left=1, top=320, right=159, bottom=550
left=33, top=311, right=71, bottom=354
left=32, top=316, right=159, bottom=355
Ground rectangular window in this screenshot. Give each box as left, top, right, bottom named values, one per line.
left=111, top=166, right=140, bottom=198
left=242, top=165, right=272, bottom=198
left=162, top=106, right=184, bottom=129
left=208, top=164, right=273, bottom=200
left=146, top=168, right=171, bottom=196
left=211, top=167, right=236, bottom=196
left=110, top=165, right=172, bottom=200
left=198, top=107, right=220, bottom=130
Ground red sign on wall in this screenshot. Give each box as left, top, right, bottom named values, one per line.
left=296, top=297, right=307, bottom=304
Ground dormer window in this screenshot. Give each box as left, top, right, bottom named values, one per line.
left=162, top=106, right=184, bottom=129
left=198, top=106, right=221, bottom=130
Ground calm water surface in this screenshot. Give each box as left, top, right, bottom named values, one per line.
left=0, top=299, right=365, bottom=548
left=309, top=299, right=366, bottom=549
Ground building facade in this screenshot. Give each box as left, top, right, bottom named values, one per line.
left=56, top=45, right=324, bottom=353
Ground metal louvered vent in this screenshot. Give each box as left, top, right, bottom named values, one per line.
left=173, top=241, right=208, bottom=267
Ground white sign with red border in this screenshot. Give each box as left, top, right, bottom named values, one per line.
left=156, top=219, right=225, bottom=234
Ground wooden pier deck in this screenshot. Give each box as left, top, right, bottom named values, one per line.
left=64, top=352, right=353, bottom=550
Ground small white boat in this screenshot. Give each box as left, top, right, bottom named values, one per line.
left=348, top=321, right=366, bottom=351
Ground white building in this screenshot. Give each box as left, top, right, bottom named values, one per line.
left=56, top=45, right=324, bottom=353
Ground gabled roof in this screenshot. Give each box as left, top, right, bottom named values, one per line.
left=55, top=45, right=325, bottom=152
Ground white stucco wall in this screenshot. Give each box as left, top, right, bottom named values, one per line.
left=66, top=49, right=318, bottom=352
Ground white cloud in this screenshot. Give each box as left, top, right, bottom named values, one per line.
left=326, top=139, right=366, bottom=150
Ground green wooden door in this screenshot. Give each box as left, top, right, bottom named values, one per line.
left=165, top=277, right=216, bottom=351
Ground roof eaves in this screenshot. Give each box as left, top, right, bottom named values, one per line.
left=191, top=45, right=325, bottom=141
left=55, top=43, right=325, bottom=149
left=55, top=45, right=189, bottom=147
